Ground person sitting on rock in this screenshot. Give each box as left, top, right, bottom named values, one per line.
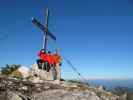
left=37, top=49, right=45, bottom=69
left=46, top=51, right=53, bottom=72
left=37, top=49, right=49, bottom=71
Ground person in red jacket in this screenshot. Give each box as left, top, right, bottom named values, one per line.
left=37, top=49, right=45, bottom=69
left=52, top=49, right=62, bottom=80
left=43, top=51, right=52, bottom=72
left=38, top=49, right=45, bottom=60
left=47, top=51, right=56, bottom=80
left=47, top=51, right=54, bottom=66
left=37, top=49, right=50, bottom=71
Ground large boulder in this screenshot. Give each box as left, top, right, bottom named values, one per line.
left=18, top=66, right=30, bottom=78
left=31, top=63, right=53, bottom=80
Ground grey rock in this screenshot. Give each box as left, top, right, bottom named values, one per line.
left=32, top=89, right=101, bottom=100
left=0, top=76, right=120, bottom=100
left=31, top=63, right=52, bottom=81
left=7, top=91, right=22, bottom=100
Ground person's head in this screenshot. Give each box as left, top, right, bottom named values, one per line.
left=48, top=51, right=51, bottom=54
left=41, top=49, right=45, bottom=53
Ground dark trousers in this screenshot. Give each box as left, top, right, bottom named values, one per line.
left=36, top=59, right=43, bottom=69
left=36, top=59, right=50, bottom=72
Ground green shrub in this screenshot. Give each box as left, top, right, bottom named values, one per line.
left=1, top=64, right=21, bottom=76
left=10, top=70, right=23, bottom=78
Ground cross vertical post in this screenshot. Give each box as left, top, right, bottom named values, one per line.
left=43, top=8, right=49, bottom=51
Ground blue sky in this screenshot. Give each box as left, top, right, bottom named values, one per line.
left=0, top=0, right=132, bottom=79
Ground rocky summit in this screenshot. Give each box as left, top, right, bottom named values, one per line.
left=0, top=76, right=120, bottom=100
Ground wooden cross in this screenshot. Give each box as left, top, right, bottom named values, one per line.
left=32, top=8, right=56, bottom=52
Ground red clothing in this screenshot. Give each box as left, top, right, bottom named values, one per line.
left=53, top=54, right=61, bottom=64
left=38, top=51, right=47, bottom=62
left=38, top=51, right=61, bottom=65
left=38, top=51, right=44, bottom=57
left=47, top=54, right=54, bottom=64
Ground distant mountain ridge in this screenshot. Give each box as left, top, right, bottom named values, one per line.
left=89, top=79, right=133, bottom=90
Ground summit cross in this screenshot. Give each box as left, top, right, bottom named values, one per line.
left=32, top=8, right=56, bottom=52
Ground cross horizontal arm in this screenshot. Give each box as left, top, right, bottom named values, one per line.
left=47, top=30, right=56, bottom=40
left=32, top=17, right=56, bottom=41
left=32, top=17, right=46, bottom=32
